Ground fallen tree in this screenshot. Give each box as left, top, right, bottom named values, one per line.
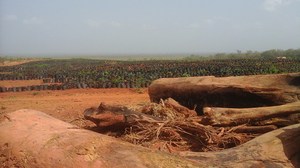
left=148, top=73, right=300, bottom=114
left=0, top=110, right=299, bottom=167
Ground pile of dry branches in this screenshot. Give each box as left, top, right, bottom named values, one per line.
left=84, top=98, right=273, bottom=153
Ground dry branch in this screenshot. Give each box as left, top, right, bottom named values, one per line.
left=204, top=101, right=300, bottom=126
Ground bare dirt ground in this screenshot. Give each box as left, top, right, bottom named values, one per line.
left=0, top=88, right=149, bottom=127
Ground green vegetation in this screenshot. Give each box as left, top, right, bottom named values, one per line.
left=183, top=48, right=300, bottom=60
left=0, top=49, right=299, bottom=89
left=182, top=73, right=191, bottom=77
left=34, top=63, right=49, bottom=68
left=268, top=65, right=279, bottom=74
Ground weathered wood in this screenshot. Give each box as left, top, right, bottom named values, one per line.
left=230, top=125, right=278, bottom=134
left=148, top=73, right=300, bottom=114
left=84, top=103, right=163, bottom=128
left=163, top=98, right=197, bottom=117
left=253, top=113, right=300, bottom=127
left=203, top=101, right=300, bottom=126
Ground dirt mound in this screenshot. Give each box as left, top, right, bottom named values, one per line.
left=0, top=109, right=199, bottom=168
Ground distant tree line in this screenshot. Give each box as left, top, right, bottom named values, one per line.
left=183, top=49, right=300, bottom=60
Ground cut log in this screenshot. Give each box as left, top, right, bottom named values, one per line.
left=203, top=101, right=300, bottom=126
left=0, top=110, right=299, bottom=168
left=148, top=73, right=300, bottom=114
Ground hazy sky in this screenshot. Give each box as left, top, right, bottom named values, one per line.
left=1, top=0, right=300, bottom=56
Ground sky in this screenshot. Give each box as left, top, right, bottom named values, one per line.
left=0, top=0, right=300, bottom=56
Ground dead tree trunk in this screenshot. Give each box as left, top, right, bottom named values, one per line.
left=203, top=101, right=300, bottom=126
